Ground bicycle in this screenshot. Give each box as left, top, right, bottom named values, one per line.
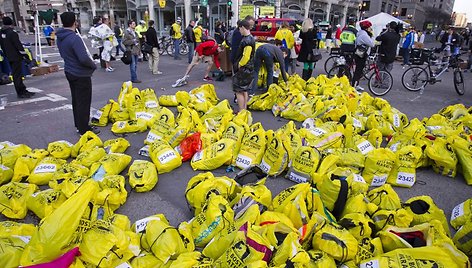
left=401, top=50, right=465, bottom=95
left=327, top=51, right=374, bottom=81
left=158, top=36, right=172, bottom=55
left=328, top=49, right=393, bottom=96
left=165, top=39, right=189, bottom=56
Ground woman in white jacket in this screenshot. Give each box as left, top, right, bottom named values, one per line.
left=352, top=20, right=375, bottom=91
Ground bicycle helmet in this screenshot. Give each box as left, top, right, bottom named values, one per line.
left=359, top=20, right=372, bottom=30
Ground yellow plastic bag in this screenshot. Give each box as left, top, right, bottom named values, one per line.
left=371, top=208, right=413, bottom=232
left=190, top=84, right=219, bottom=105
left=111, top=119, right=148, bottom=134
left=141, top=88, right=160, bottom=110
left=450, top=198, right=472, bottom=230
left=425, top=137, right=457, bottom=177
left=190, top=193, right=234, bottom=247
left=47, top=140, right=73, bottom=159
left=268, top=232, right=310, bottom=267
left=26, top=188, right=67, bottom=219
left=234, top=123, right=267, bottom=169
left=130, top=252, right=164, bottom=268
left=149, top=140, right=182, bottom=174
left=450, top=136, right=472, bottom=185
left=259, top=131, right=289, bottom=176
left=312, top=222, right=358, bottom=262
left=0, top=182, right=38, bottom=219
left=185, top=172, right=239, bottom=215
left=12, top=149, right=49, bottom=182
left=387, top=145, right=422, bottom=188
left=124, top=87, right=145, bottom=119
left=0, top=164, right=13, bottom=185
left=453, top=220, right=472, bottom=256
left=0, top=235, right=29, bottom=268
left=230, top=178, right=272, bottom=220
left=339, top=213, right=374, bottom=240
left=367, top=184, right=402, bottom=211
left=0, top=143, right=32, bottom=175
left=317, top=174, right=350, bottom=219
left=200, top=99, right=232, bottom=122
left=90, top=101, right=114, bottom=126
left=75, top=147, right=107, bottom=168
left=50, top=162, right=89, bottom=182
left=221, top=121, right=247, bottom=159
left=148, top=107, right=176, bottom=139
left=169, top=251, right=214, bottom=268
left=191, top=138, right=235, bottom=171
left=95, top=175, right=128, bottom=211
left=286, top=145, right=321, bottom=184
left=361, top=148, right=395, bottom=187
left=128, top=160, right=158, bottom=192
left=103, top=138, right=130, bottom=153
left=28, top=157, right=67, bottom=185
left=89, top=153, right=132, bottom=181
left=20, top=179, right=98, bottom=266
left=248, top=84, right=279, bottom=111
left=109, top=108, right=129, bottom=123
left=403, top=195, right=450, bottom=237
left=306, top=249, right=337, bottom=267
left=0, top=221, right=37, bottom=237
left=71, top=131, right=103, bottom=158
left=159, top=94, right=179, bottom=106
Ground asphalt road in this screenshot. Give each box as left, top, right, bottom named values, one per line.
left=0, top=40, right=471, bottom=232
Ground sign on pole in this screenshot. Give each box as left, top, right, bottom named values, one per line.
left=259, top=6, right=275, bottom=18
left=158, top=0, right=166, bottom=8
left=239, top=5, right=255, bottom=20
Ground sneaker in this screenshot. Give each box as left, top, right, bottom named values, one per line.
left=106, top=67, right=114, bottom=72
left=156, top=71, right=163, bottom=75
left=132, top=80, right=142, bottom=83
left=203, top=76, right=213, bottom=82
left=17, top=91, right=35, bottom=98
left=355, top=86, right=365, bottom=92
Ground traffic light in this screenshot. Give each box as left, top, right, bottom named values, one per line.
left=228, top=0, right=232, bottom=6
left=228, top=11, right=233, bottom=18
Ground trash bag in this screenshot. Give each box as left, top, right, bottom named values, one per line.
left=95, top=175, right=127, bottom=211
left=103, top=138, right=130, bottom=153
left=312, top=222, right=358, bottom=262
left=20, top=180, right=98, bottom=266
left=425, top=137, right=457, bottom=178
left=453, top=220, right=472, bottom=256
left=111, top=119, right=148, bottom=134
left=190, top=193, right=234, bottom=247
left=141, top=88, right=160, bottom=110
left=47, top=140, right=73, bottom=159
left=71, top=131, right=103, bottom=158
left=0, top=182, right=38, bottom=219
left=371, top=208, right=413, bottom=233
left=259, top=131, right=289, bottom=176
left=12, top=149, right=49, bottom=182
left=185, top=172, right=240, bottom=215
left=28, top=157, right=67, bottom=185
left=235, top=124, right=267, bottom=170
left=89, top=153, right=132, bottom=181
left=286, top=145, right=321, bottom=184
left=0, top=235, right=29, bottom=268
left=191, top=138, right=235, bottom=171
left=149, top=140, right=182, bottom=174
left=175, top=132, right=202, bottom=162
left=403, top=195, right=450, bottom=237
left=128, top=160, right=158, bottom=192
left=450, top=136, right=472, bottom=185
left=91, top=101, right=114, bottom=127
left=26, top=188, right=67, bottom=219
left=367, top=184, right=402, bottom=211
left=450, top=198, right=472, bottom=230
left=75, top=147, right=107, bottom=168
left=0, top=143, right=31, bottom=169
left=168, top=251, right=214, bottom=268
left=387, top=145, right=422, bottom=188
left=361, top=148, right=395, bottom=187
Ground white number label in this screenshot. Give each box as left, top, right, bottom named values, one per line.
left=134, top=216, right=163, bottom=233
left=12, top=235, right=31, bottom=244
left=371, top=174, right=387, bottom=187
left=34, top=164, right=57, bottom=174
left=352, top=118, right=363, bottom=128
left=117, top=121, right=126, bottom=129
left=145, top=101, right=158, bottom=108
left=136, top=112, right=154, bottom=121
left=146, top=132, right=161, bottom=143
left=259, top=159, right=270, bottom=174
left=360, top=259, right=380, bottom=268
left=393, top=114, right=400, bottom=128
left=396, top=172, right=415, bottom=187
left=353, top=174, right=366, bottom=183
left=58, top=140, right=73, bottom=146
left=235, top=154, right=252, bottom=169
left=93, top=110, right=103, bottom=119
left=288, top=172, right=308, bottom=184
left=115, top=262, right=132, bottom=268
left=192, top=151, right=203, bottom=162
left=310, top=127, right=327, bottom=136
left=357, top=140, right=374, bottom=155
left=426, top=125, right=442, bottom=131
left=158, top=150, right=177, bottom=164
left=451, top=202, right=465, bottom=221
left=0, top=164, right=9, bottom=171
left=390, top=142, right=400, bottom=152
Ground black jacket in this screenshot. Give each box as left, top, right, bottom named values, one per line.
left=376, top=30, right=401, bottom=64
left=0, top=27, right=27, bottom=62
left=114, top=25, right=121, bottom=38
left=215, top=27, right=224, bottom=44
left=440, top=33, right=461, bottom=50
left=184, top=25, right=195, bottom=43
left=145, top=27, right=160, bottom=48
left=297, top=29, right=317, bottom=62
left=234, top=34, right=255, bottom=71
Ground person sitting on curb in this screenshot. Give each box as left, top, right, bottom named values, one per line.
left=182, top=38, right=224, bottom=82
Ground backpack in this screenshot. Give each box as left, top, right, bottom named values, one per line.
left=0, top=73, right=11, bottom=85
left=169, top=25, right=175, bottom=37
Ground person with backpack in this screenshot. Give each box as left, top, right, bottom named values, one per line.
left=340, top=18, right=358, bottom=54
left=123, top=20, right=141, bottom=83
left=402, top=27, right=416, bottom=66
left=184, top=20, right=196, bottom=63
left=233, top=20, right=255, bottom=112
left=145, top=20, right=161, bottom=75
left=275, top=21, right=294, bottom=72
left=351, top=20, right=375, bottom=91
left=214, top=22, right=225, bottom=44
left=114, top=22, right=125, bottom=57
left=171, top=17, right=183, bottom=60
left=231, top=16, right=255, bottom=65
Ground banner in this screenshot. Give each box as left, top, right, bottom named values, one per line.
left=259, top=6, right=275, bottom=18
left=240, top=5, right=255, bottom=20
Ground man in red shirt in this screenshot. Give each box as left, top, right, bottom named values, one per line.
left=183, top=39, right=224, bottom=81
left=335, top=24, right=342, bottom=47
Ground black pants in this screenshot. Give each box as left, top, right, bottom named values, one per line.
left=252, top=47, right=274, bottom=92
left=9, top=61, right=27, bottom=96
left=352, top=54, right=367, bottom=86
left=65, top=72, right=92, bottom=134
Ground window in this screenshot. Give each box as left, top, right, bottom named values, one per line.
left=388, top=3, right=392, bottom=13
left=381, top=2, right=386, bottom=12
left=401, top=8, right=407, bottom=16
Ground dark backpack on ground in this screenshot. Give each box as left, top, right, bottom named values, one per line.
left=0, top=73, right=11, bottom=85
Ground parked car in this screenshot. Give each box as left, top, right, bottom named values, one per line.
left=251, top=18, right=296, bottom=42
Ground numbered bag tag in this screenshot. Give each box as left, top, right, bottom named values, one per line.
left=360, top=259, right=380, bottom=268
left=426, top=125, right=442, bottom=131
left=192, top=151, right=203, bottom=162
left=11, top=235, right=31, bottom=244
left=158, top=150, right=177, bottom=164
left=357, top=140, right=374, bottom=155
left=451, top=202, right=465, bottom=221
left=353, top=174, right=366, bottom=183
left=0, top=164, right=9, bottom=171
left=396, top=172, right=415, bottom=187
left=371, top=174, right=387, bottom=187
left=310, top=127, right=327, bottom=136
left=235, top=154, right=253, bottom=169
left=92, top=109, right=103, bottom=120
left=117, top=121, right=126, bottom=129
left=352, top=117, right=363, bottom=129
left=259, top=159, right=271, bottom=175
left=392, top=114, right=401, bottom=128
left=34, top=164, right=57, bottom=174
left=115, top=262, right=132, bottom=268
left=389, top=142, right=400, bottom=152
left=145, top=101, right=158, bottom=109
left=287, top=170, right=309, bottom=184
left=136, top=111, right=154, bottom=121
left=146, top=131, right=161, bottom=144
left=134, top=216, right=164, bottom=233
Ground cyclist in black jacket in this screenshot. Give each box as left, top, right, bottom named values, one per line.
left=375, top=21, right=400, bottom=72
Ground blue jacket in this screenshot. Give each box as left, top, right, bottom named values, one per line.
left=56, top=28, right=96, bottom=77
left=230, top=29, right=243, bottom=64
left=402, top=31, right=415, bottom=49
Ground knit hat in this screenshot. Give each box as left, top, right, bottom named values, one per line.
left=2, top=17, right=13, bottom=26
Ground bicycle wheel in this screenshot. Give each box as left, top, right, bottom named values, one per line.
left=166, top=44, right=174, bottom=56
left=324, top=55, right=340, bottom=73
left=453, top=69, right=465, bottom=95
left=158, top=44, right=165, bottom=55
left=368, top=70, right=393, bottom=96
left=362, top=64, right=374, bottom=80
left=402, top=66, right=428, bottom=91
left=328, top=65, right=351, bottom=80
left=179, top=42, right=189, bottom=55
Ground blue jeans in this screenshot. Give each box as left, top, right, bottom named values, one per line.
left=130, top=54, right=138, bottom=81
left=116, top=38, right=125, bottom=55
left=174, top=39, right=181, bottom=59
left=187, top=42, right=195, bottom=63
left=403, top=48, right=411, bottom=65
left=252, top=47, right=274, bottom=92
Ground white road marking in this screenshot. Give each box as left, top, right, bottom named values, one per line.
left=410, top=95, right=421, bottom=102
left=23, top=104, right=72, bottom=117
left=26, top=87, right=43, bottom=93
left=6, top=93, right=67, bottom=107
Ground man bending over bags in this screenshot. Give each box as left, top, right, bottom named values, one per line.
left=184, top=38, right=224, bottom=82
left=252, top=43, right=289, bottom=93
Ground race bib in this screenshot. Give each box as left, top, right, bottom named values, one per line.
left=34, top=164, right=57, bottom=174
left=134, top=216, right=164, bottom=233
left=146, top=132, right=161, bottom=144
left=136, top=112, right=154, bottom=121
left=310, top=127, right=327, bottom=136
left=288, top=171, right=308, bottom=184
left=396, top=172, right=415, bottom=187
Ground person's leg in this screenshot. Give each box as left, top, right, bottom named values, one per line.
left=187, top=43, right=194, bottom=63
left=148, top=50, right=154, bottom=73
left=252, top=52, right=262, bottom=92
left=65, top=73, right=79, bottom=129
left=236, top=91, right=248, bottom=112
left=184, top=55, right=200, bottom=77
left=264, top=54, right=274, bottom=88
left=155, top=48, right=160, bottom=73
left=403, top=48, right=409, bottom=65
left=66, top=73, right=92, bottom=133
left=10, top=61, right=28, bottom=96
left=130, top=54, right=138, bottom=81
left=307, top=62, right=314, bottom=78
left=204, top=57, right=213, bottom=78
left=174, top=39, right=181, bottom=60
left=352, top=55, right=366, bottom=86
left=302, top=62, right=310, bottom=80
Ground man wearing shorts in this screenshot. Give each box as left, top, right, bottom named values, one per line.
left=182, top=39, right=223, bottom=81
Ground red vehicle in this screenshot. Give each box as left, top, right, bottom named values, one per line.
left=251, top=18, right=296, bottom=41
